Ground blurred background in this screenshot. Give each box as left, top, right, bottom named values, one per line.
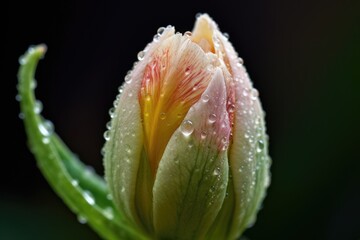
left=4, top=0, right=360, bottom=239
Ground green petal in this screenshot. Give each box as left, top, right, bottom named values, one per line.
left=153, top=69, right=230, bottom=240
left=228, top=66, right=271, bottom=239
left=18, top=45, right=146, bottom=240
left=104, top=27, right=176, bottom=235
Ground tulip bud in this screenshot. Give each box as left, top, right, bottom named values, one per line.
left=103, top=14, right=270, bottom=240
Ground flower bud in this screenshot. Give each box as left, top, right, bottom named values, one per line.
left=103, top=14, right=270, bottom=240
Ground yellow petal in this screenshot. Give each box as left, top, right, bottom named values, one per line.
left=139, top=34, right=212, bottom=175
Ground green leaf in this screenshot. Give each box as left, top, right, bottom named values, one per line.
left=17, top=45, right=148, bottom=240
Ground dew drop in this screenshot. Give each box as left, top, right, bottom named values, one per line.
left=77, top=215, right=87, bottom=224
left=242, top=88, right=249, bottom=97
left=106, top=194, right=113, bottom=200
left=125, top=144, right=132, bottom=154
left=106, top=121, right=112, bottom=130
left=251, top=88, right=259, bottom=100
left=124, top=74, right=132, bottom=84
left=213, top=169, right=220, bottom=176
left=39, top=120, right=54, bottom=137
left=185, top=67, right=191, bottom=76
left=181, top=120, right=194, bottom=137
left=15, top=94, right=22, bottom=102
left=223, top=32, right=229, bottom=39
left=18, top=55, right=26, bottom=65
left=153, top=34, right=160, bottom=42
left=202, top=94, right=210, bottom=103
left=238, top=57, right=244, bottom=65
left=160, top=112, right=166, bottom=120
left=42, top=137, right=50, bottom=144
left=103, top=130, right=110, bottom=141
left=258, top=139, right=264, bottom=149
left=100, top=147, right=106, bottom=156
left=157, top=27, right=165, bottom=35
left=83, top=191, right=95, bottom=205
left=30, top=79, right=37, bottom=89
left=208, top=113, right=217, bottom=123
left=109, top=107, right=116, bottom=118
left=18, top=112, right=25, bottom=119
left=34, top=100, right=43, bottom=114
left=137, top=51, right=145, bottom=61
left=228, top=104, right=235, bottom=113
left=184, top=31, right=192, bottom=37
left=201, top=131, right=207, bottom=140
left=103, top=207, right=114, bottom=220
left=71, top=179, right=79, bottom=187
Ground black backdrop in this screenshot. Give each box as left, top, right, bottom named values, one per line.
left=5, top=0, right=360, bottom=239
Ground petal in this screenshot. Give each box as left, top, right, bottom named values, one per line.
left=103, top=27, right=175, bottom=232
left=221, top=35, right=271, bottom=238
left=153, top=68, right=231, bottom=240
left=139, top=34, right=213, bottom=176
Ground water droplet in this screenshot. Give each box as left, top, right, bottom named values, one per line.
left=208, top=113, right=217, bottom=123
left=118, top=86, right=123, bottom=93
left=258, top=139, right=264, bottom=150
left=177, top=113, right=182, bottom=118
left=251, top=88, right=259, bottom=100
left=125, top=74, right=132, bottom=84
left=104, top=130, right=110, bottom=141
left=30, top=79, right=37, bottom=89
left=121, top=187, right=125, bottom=193
left=238, top=57, right=244, bottom=65
left=34, top=100, right=43, bottom=114
left=18, top=112, right=25, bottom=119
left=15, top=94, right=22, bottom=102
left=106, top=194, right=113, bottom=200
left=125, top=144, right=132, bottom=154
left=71, top=179, right=79, bottom=187
left=137, top=51, right=145, bottom=61
left=109, top=107, right=116, bottom=118
left=228, top=104, right=235, bottom=113
left=196, top=12, right=202, bottom=18
left=244, top=133, right=249, bottom=139
left=223, top=32, right=229, bottom=39
left=106, top=121, right=112, bottom=130
left=202, top=94, right=210, bottom=103
left=181, top=120, right=194, bottom=137
left=157, top=27, right=165, bottom=35
left=42, top=137, right=50, bottom=144
left=242, top=88, right=249, bottom=97
left=83, top=191, right=95, bottom=205
left=185, top=67, right=191, bottom=76
left=39, top=120, right=54, bottom=137
left=213, top=169, right=220, bottom=176
left=201, top=131, right=207, bottom=140
left=100, top=147, right=106, bottom=156
left=103, top=207, right=114, bottom=219
left=77, top=215, right=87, bottom=224
left=160, top=112, right=166, bottom=120
left=153, top=34, right=160, bottom=42
left=18, top=55, right=26, bottom=65
left=184, top=31, right=192, bottom=37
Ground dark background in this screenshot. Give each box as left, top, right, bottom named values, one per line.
left=4, top=0, right=360, bottom=239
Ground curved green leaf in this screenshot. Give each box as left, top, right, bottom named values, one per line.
left=17, top=45, right=148, bottom=240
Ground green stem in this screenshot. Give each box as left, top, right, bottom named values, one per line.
left=17, top=45, right=148, bottom=240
